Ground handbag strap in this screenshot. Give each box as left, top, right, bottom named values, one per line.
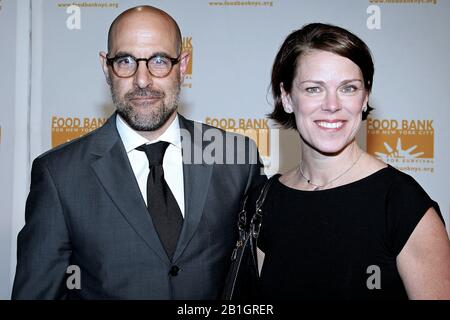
left=250, top=174, right=280, bottom=240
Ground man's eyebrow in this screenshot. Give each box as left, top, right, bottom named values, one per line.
left=109, top=51, right=135, bottom=58
left=109, top=51, right=176, bottom=58
left=151, top=51, right=175, bottom=57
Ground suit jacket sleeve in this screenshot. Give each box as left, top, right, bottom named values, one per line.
left=12, top=157, right=72, bottom=299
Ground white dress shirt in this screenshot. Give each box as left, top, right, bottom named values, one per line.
left=116, top=114, right=185, bottom=217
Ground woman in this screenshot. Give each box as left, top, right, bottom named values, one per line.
left=254, top=23, right=450, bottom=299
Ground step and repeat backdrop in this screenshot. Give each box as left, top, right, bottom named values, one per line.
left=1, top=0, right=449, bottom=299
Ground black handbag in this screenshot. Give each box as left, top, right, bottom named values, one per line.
left=221, top=175, right=279, bottom=300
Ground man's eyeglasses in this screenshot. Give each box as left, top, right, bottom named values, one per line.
left=106, top=54, right=180, bottom=78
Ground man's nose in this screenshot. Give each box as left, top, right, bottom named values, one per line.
left=133, top=61, right=153, bottom=89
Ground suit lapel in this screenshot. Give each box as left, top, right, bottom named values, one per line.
left=89, top=114, right=170, bottom=264
left=172, top=115, right=213, bottom=262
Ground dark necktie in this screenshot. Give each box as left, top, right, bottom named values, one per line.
left=137, top=141, right=183, bottom=260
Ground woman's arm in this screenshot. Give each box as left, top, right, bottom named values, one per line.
left=397, top=207, right=450, bottom=299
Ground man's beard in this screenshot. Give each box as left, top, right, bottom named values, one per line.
left=111, top=85, right=180, bottom=132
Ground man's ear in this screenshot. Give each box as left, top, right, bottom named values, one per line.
left=280, top=83, right=294, bottom=113
left=178, top=51, right=191, bottom=80
left=99, top=51, right=111, bottom=85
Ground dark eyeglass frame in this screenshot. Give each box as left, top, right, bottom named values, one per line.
left=106, top=53, right=181, bottom=78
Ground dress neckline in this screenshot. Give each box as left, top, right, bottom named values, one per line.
left=275, top=165, right=392, bottom=194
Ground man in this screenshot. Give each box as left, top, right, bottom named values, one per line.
left=12, top=5, right=265, bottom=299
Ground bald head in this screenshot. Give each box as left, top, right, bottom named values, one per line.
left=107, top=6, right=182, bottom=54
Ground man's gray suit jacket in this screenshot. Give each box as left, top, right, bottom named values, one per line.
left=12, top=113, right=266, bottom=299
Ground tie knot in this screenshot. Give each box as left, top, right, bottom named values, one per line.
left=137, top=141, right=170, bottom=166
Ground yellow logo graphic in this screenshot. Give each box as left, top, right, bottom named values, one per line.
left=182, top=36, right=193, bottom=88
left=367, top=118, right=434, bottom=173
left=205, top=117, right=270, bottom=157
left=52, top=116, right=106, bottom=148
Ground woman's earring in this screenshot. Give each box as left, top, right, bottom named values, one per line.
left=282, top=98, right=293, bottom=113
left=284, top=104, right=293, bottom=113
left=362, top=105, right=368, bottom=113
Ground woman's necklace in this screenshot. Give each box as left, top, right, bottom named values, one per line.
left=298, top=151, right=363, bottom=191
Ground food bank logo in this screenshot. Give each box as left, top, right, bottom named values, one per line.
left=367, top=118, right=434, bottom=173
left=182, top=36, right=193, bottom=89
left=52, top=116, right=106, bottom=147
left=205, top=117, right=279, bottom=173
left=205, top=117, right=270, bottom=157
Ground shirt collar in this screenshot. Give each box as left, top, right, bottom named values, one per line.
left=116, top=113, right=181, bottom=153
